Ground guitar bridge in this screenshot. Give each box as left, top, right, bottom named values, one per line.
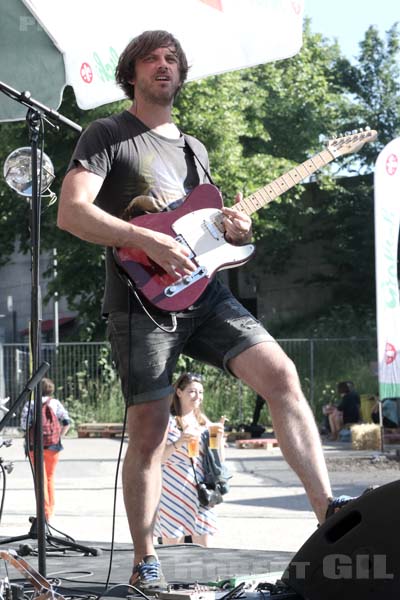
left=164, top=266, right=208, bottom=298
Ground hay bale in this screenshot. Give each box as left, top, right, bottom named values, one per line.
left=351, top=423, right=381, bottom=450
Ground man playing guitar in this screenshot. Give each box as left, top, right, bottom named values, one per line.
left=58, top=29, right=335, bottom=591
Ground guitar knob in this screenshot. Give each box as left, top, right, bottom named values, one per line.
left=183, top=275, right=192, bottom=285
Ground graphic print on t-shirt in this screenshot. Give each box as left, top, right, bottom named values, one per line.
left=123, top=148, right=193, bottom=217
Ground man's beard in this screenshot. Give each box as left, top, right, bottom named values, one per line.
left=136, top=81, right=180, bottom=106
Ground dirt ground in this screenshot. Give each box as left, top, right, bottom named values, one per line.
left=326, top=452, right=400, bottom=472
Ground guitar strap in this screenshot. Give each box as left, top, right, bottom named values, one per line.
left=182, top=133, right=217, bottom=187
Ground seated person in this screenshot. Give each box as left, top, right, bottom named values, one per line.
left=327, top=381, right=361, bottom=441
left=371, top=397, right=399, bottom=428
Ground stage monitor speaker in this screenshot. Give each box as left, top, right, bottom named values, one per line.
left=283, top=479, right=400, bottom=600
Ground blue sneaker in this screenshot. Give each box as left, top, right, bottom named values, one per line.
left=129, top=555, right=167, bottom=591
left=326, top=487, right=375, bottom=519
left=326, top=495, right=356, bottom=519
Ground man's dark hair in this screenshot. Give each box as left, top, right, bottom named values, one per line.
left=115, top=30, right=189, bottom=100
left=337, top=381, right=351, bottom=395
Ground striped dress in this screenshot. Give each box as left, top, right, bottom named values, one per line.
left=154, top=415, right=218, bottom=538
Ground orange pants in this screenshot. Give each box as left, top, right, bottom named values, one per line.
left=29, top=450, right=60, bottom=520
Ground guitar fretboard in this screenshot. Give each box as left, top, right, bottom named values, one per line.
left=212, top=128, right=377, bottom=230
left=237, top=148, right=333, bottom=216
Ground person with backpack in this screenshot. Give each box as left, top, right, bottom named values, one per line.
left=20, top=377, right=71, bottom=521
left=154, top=372, right=225, bottom=547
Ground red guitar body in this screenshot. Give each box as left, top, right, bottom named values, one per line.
left=114, top=183, right=255, bottom=312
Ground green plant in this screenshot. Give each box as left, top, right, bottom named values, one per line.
left=60, top=346, right=125, bottom=430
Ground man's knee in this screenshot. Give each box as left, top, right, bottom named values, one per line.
left=267, top=356, right=302, bottom=401
left=126, top=399, right=170, bottom=454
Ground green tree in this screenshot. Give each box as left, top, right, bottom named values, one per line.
left=0, top=121, right=34, bottom=264
left=305, top=24, right=400, bottom=311
left=234, top=20, right=368, bottom=276
left=333, top=23, right=400, bottom=168
left=250, top=22, right=400, bottom=318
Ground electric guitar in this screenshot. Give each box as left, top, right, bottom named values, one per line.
left=114, top=129, right=377, bottom=312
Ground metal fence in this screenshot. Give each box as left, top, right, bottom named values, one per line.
left=0, top=338, right=377, bottom=427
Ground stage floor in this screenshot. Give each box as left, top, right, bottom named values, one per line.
left=0, top=539, right=297, bottom=598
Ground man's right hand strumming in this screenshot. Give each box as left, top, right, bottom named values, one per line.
left=137, top=227, right=197, bottom=278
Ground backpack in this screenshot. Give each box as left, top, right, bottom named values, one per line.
left=201, top=431, right=232, bottom=496
left=29, top=399, right=61, bottom=447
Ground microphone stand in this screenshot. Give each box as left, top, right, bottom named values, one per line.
left=30, top=106, right=48, bottom=576
left=0, top=82, right=95, bottom=575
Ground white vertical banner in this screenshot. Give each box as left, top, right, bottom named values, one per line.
left=374, top=137, right=400, bottom=399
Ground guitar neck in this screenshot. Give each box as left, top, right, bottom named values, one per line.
left=237, top=147, right=335, bottom=216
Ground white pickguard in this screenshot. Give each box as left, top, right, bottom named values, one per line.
left=171, top=207, right=254, bottom=276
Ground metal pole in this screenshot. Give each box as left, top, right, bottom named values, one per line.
left=28, top=110, right=47, bottom=576
left=53, top=248, right=59, bottom=347
left=238, top=380, right=243, bottom=422
left=379, top=400, right=385, bottom=453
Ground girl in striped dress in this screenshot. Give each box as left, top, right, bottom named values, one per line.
left=154, top=372, right=225, bottom=546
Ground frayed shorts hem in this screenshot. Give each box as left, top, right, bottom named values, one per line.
left=222, top=336, right=276, bottom=376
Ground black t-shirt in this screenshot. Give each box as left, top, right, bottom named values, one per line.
left=68, top=110, right=215, bottom=315
left=337, top=391, right=361, bottom=424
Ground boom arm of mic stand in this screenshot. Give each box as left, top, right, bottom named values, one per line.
left=0, top=80, right=82, bottom=133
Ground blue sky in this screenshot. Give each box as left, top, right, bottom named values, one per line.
left=304, top=0, right=399, bottom=60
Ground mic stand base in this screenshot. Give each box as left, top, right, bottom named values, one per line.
left=0, top=516, right=102, bottom=556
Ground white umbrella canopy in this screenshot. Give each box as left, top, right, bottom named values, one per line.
left=0, top=0, right=303, bottom=121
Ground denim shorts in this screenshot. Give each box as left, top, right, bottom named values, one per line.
left=106, top=284, right=274, bottom=405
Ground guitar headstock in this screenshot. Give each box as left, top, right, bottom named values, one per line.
left=326, top=128, right=378, bottom=158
